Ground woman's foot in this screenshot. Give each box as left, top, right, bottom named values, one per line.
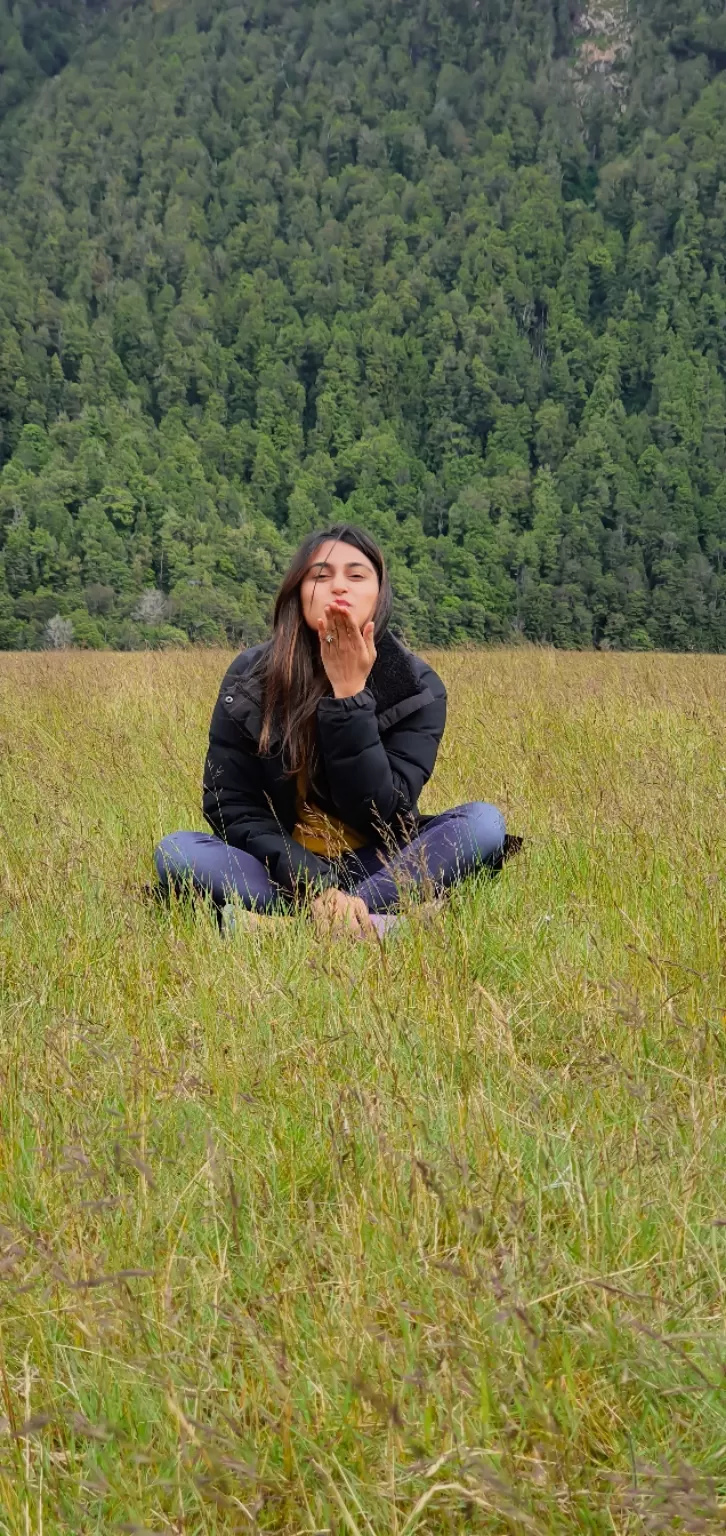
left=367, top=912, right=400, bottom=939
left=219, top=902, right=289, bottom=937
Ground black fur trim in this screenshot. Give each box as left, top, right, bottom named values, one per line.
left=368, top=632, right=421, bottom=712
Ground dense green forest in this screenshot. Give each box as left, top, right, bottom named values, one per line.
left=1, top=0, right=726, bottom=650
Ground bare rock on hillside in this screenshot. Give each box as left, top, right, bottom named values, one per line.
left=572, top=2, right=632, bottom=105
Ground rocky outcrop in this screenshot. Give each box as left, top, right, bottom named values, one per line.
left=571, top=2, right=632, bottom=102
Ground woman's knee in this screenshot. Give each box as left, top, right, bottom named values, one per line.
left=153, top=831, right=199, bottom=884
left=153, top=832, right=278, bottom=911
left=461, top=801, right=506, bottom=860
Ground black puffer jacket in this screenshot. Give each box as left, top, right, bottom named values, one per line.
left=202, top=631, right=447, bottom=895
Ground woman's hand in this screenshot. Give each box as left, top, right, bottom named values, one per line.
left=317, top=603, right=376, bottom=699
left=311, top=888, right=375, bottom=939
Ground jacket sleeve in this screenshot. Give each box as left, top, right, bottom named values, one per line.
left=315, top=667, right=447, bottom=835
left=202, top=698, right=337, bottom=897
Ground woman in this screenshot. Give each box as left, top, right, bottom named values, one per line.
left=154, top=525, right=507, bottom=937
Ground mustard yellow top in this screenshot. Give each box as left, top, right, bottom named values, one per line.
left=293, top=770, right=367, bottom=858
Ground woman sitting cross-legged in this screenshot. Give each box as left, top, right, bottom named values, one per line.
left=154, top=524, right=509, bottom=938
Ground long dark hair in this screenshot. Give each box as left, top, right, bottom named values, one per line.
left=258, top=523, right=392, bottom=777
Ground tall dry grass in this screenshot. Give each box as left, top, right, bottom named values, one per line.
left=0, top=646, right=724, bottom=1533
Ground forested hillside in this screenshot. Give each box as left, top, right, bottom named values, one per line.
left=1, top=0, right=726, bottom=650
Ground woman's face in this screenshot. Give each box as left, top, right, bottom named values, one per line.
left=300, top=539, right=380, bottom=634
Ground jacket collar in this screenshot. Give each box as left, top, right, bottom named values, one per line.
left=224, top=631, right=426, bottom=747
left=369, top=631, right=422, bottom=712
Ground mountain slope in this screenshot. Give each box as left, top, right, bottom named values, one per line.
left=1, top=0, right=725, bottom=649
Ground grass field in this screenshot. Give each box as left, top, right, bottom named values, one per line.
left=0, top=646, right=724, bottom=1534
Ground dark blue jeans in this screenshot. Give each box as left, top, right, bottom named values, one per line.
left=154, top=802, right=505, bottom=914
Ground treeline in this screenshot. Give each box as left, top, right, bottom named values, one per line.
left=1, top=0, right=725, bottom=650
